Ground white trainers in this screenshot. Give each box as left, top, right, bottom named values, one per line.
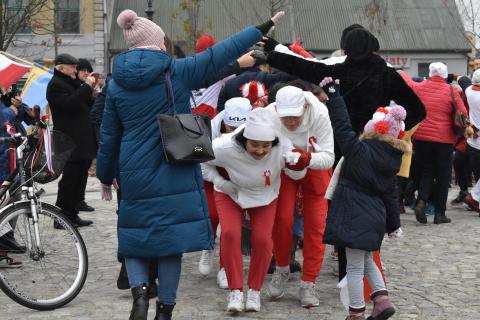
left=198, top=249, right=213, bottom=276
left=217, top=268, right=228, bottom=289
left=245, top=288, right=261, bottom=312
left=298, top=280, right=319, bottom=308
left=227, top=289, right=244, bottom=312
left=267, top=269, right=289, bottom=299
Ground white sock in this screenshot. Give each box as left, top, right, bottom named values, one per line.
left=276, top=265, right=289, bottom=273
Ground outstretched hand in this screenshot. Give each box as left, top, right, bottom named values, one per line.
left=256, top=11, right=285, bottom=35
left=319, top=77, right=341, bottom=98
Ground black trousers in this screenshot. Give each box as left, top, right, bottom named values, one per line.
left=56, top=160, right=92, bottom=219
left=467, top=145, right=480, bottom=182
left=453, top=150, right=470, bottom=192
left=78, top=159, right=93, bottom=203
left=415, top=140, right=454, bottom=214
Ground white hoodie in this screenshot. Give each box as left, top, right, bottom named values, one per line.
left=266, top=91, right=335, bottom=176
left=202, top=126, right=295, bottom=209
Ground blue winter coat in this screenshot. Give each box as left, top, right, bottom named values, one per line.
left=96, top=26, right=262, bottom=258
left=323, top=96, right=405, bottom=251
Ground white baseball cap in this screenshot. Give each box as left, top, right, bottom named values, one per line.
left=243, top=108, right=276, bottom=141
left=275, top=86, right=305, bottom=117
left=223, top=97, right=252, bottom=127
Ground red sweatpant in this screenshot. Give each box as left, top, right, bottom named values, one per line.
left=205, top=181, right=224, bottom=268
left=272, top=169, right=330, bottom=283
left=215, top=191, right=277, bottom=291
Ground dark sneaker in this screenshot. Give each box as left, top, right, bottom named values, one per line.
left=451, top=190, right=468, bottom=205
left=414, top=200, right=427, bottom=224
left=77, top=201, right=95, bottom=212
left=71, top=216, right=93, bottom=227
left=433, top=215, right=451, bottom=224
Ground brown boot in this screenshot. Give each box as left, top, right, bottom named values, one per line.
left=367, top=290, right=395, bottom=320
left=346, top=306, right=366, bottom=320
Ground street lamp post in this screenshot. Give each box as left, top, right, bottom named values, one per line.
left=146, top=0, right=154, bottom=20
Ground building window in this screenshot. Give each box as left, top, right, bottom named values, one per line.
left=418, top=63, right=432, bottom=78
left=6, top=0, right=32, bottom=33
left=56, top=0, right=80, bottom=33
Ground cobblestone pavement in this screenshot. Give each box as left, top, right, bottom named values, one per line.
left=0, top=178, right=479, bottom=319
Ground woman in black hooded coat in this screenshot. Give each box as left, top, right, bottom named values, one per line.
left=265, top=28, right=426, bottom=135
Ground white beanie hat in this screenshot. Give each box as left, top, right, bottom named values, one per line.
left=243, top=108, right=276, bottom=141
left=472, top=69, right=480, bottom=86
left=223, top=97, right=252, bottom=127
left=275, top=86, right=305, bottom=117
left=429, top=62, right=448, bottom=79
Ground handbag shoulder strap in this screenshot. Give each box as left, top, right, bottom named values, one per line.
left=165, top=70, right=176, bottom=114
left=450, top=85, right=458, bottom=112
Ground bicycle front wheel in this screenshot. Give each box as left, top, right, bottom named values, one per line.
left=0, top=201, right=88, bottom=310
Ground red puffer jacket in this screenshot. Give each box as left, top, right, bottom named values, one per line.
left=401, top=73, right=467, bottom=144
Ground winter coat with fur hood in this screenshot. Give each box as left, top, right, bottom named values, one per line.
left=323, top=95, right=408, bottom=251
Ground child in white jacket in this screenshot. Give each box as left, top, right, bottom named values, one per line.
left=202, top=107, right=307, bottom=313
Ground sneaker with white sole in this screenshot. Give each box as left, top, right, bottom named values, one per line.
left=298, top=280, right=319, bottom=308
left=245, top=288, right=261, bottom=312
left=217, top=267, right=228, bottom=289
left=198, top=249, right=213, bottom=276
left=227, top=289, right=244, bottom=312
left=267, top=269, right=289, bottom=299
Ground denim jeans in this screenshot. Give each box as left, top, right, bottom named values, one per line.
left=345, top=248, right=386, bottom=308
left=125, top=255, right=182, bottom=305
left=292, top=214, right=304, bottom=237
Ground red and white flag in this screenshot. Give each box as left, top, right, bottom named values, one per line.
left=0, top=53, right=31, bottom=90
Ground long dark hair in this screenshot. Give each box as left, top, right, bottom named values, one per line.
left=234, top=129, right=279, bottom=150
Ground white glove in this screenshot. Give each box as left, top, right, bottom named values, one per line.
left=216, top=180, right=237, bottom=194
left=101, top=183, right=113, bottom=201
left=271, top=11, right=285, bottom=24
left=284, top=151, right=301, bottom=165
left=388, top=227, right=404, bottom=239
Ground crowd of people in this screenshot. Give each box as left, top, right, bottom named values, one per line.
left=2, top=7, right=480, bottom=320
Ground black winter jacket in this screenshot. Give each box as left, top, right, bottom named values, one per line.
left=46, top=69, right=96, bottom=161
left=267, top=52, right=426, bottom=134
left=323, top=96, right=405, bottom=251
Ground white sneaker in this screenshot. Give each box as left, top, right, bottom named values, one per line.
left=267, top=269, right=289, bottom=299
left=217, top=268, right=228, bottom=289
left=227, top=289, right=244, bottom=312
left=245, top=288, right=261, bottom=312
left=298, top=280, right=319, bottom=308
left=198, top=249, right=213, bottom=276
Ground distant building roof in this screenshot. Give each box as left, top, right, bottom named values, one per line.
left=110, top=0, right=471, bottom=54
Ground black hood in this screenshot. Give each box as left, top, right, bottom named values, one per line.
left=344, top=28, right=380, bottom=63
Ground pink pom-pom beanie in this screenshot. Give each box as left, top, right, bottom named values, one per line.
left=117, top=9, right=165, bottom=49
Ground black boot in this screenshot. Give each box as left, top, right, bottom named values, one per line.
left=451, top=190, right=468, bottom=204
left=289, top=235, right=302, bottom=273
left=433, top=212, right=451, bottom=224
left=154, top=301, right=175, bottom=320
left=129, top=284, right=149, bottom=320
left=414, top=199, right=427, bottom=224
left=117, top=261, right=130, bottom=290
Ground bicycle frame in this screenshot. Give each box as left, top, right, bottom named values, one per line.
left=0, top=127, right=46, bottom=258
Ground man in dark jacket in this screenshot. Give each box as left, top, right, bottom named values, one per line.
left=47, top=53, right=96, bottom=228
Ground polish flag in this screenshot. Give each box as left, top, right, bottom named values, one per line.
left=0, top=53, right=31, bottom=90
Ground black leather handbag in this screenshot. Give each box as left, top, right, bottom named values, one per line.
left=157, top=71, right=215, bottom=164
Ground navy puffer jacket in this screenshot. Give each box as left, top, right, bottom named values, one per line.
left=96, top=26, right=262, bottom=258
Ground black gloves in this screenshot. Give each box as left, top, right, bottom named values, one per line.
left=263, top=36, right=279, bottom=53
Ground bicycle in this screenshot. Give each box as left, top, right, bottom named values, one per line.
left=0, top=107, right=88, bottom=310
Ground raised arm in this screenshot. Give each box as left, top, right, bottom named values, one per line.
left=267, top=51, right=336, bottom=84
left=391, top=70, right=426, bottom=130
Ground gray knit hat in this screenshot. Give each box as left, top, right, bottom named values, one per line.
left=117, top=9, right=165, bottom=49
